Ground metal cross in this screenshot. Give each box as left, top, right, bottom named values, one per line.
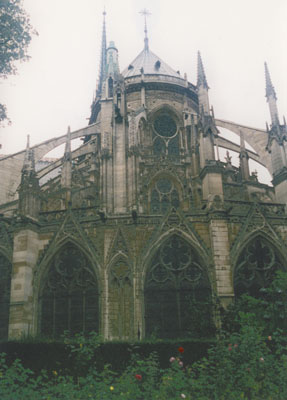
left=139, top=8, right=151, bottom=36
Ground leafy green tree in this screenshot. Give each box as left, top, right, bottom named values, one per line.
left=0, top=0, right=36, bottom=124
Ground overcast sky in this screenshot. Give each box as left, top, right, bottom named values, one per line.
left=1, top=0, right=287, bottom=166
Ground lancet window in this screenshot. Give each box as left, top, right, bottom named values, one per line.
left=0, top=254, right=12, bottom=340
left=144, top=235, right=214, bottom=339
left=40, top=245, right=99, bottom=337
left=150, top=178, right=180, bottom=214
left=234, top=237, right=284, bottom=297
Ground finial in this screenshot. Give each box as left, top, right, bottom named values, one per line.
left=64, top=126, right=72, bottom=161
left=239, top=130, right=245, bottom=150
left=140, top=8, right=151, bottom=51
left=26, top=134, right=30, bottom=150
left=197, top=51, right=209, bottom=89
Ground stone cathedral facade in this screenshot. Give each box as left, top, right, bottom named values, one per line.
left=0, top=15, right=287, bottom=341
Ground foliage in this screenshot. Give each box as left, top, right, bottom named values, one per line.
left=0, top=0, right=37, bottom=124
left=0, top=272, right=286, bottom=399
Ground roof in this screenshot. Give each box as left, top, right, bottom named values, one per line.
left=122, top=48, right=184, bottom=80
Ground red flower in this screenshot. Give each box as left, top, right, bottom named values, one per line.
left=135, top=374, right=142, bottom=381
left=178, top=347, right=184, bottom=354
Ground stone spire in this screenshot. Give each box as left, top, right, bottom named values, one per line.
left=97, top=10, right=107, bottom=97
left=140, top=9, right=151, bottom=51
left=18, top=135, right=40, bottom=219
left=61, top=126, right=72, bottom=191
left=106, top=41, right=119, bottom=77
left=265, top=62, right=279, bottom=126
left=197, top=51, right=209, bottom=89
left=197, top=52, right=210, bottom=115
left=23, top=134, right=34, bottom=172
left=239, top=131, right=250, bottom=181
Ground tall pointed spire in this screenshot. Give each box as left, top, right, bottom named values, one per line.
left=264, top=62, right=279, bottom=126
left=197, top=52, right=210, bottom=115
left=23, top=134, right=34, bottom=172
left=63, top=126, right=71, bottom=161
left=97, top=9, right=107, bottom=97
left=140, top=9, right=151, bottom=51
left=265, top=62, right=277, bottom=99
left=239, top=131, right=250, bottom=181
left=197, top=51, right=209, bottom=89
left=61, top=126, right=72, bottom=190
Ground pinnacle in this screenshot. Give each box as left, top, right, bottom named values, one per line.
left=197, top=51, right=209, bottom=89
left=264, top=62, right=277, bottom=99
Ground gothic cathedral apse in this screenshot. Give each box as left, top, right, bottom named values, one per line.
left=0, top=12, right=287, bottom=341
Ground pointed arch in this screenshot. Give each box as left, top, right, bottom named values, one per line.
left=106, top=253, right=134, bottom=340
left=0, top=252, right=12, bottom=340
left=37, top=239, right=100, bottom=338
left=142, top=231, right=215, bottom=339
left=233, top=232, right=286, bottom=298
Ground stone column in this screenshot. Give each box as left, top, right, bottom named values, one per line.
left=9, top=227, right=39, bottom=339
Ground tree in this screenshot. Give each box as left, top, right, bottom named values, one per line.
left=0, top=0, right=36, bottom=124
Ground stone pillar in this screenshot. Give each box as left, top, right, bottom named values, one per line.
left=209, top=217, right=234, bottom=308
left=9, top=227, right=39, bottom=339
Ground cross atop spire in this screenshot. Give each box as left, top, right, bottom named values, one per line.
left=140, top=8, right=151, bottom=51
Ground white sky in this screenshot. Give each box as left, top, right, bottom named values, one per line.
left=1, top=0, right=287, bottom=175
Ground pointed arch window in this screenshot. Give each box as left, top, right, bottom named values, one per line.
left=40, top=244, right=99, bottom=337
left=0, top=254, right=12, bottom=340
left=150, top=178, right=180, bottom=214
left=234, top=237, right=284, bottom=298
left=144, top=235, right=214, bottom=339
left=152, top=112, right=179, bottom=156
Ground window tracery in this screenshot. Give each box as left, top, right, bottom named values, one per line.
left=40, top=245, right=98, bottom=337
left=150, top=178, right=180, bottom=214
left=234, top=237, right=284, bottom=297
left=0, top=254, right=12, bottom=340
left=152, top=112, right=179, bottom=156
left=144, top=236, right=214, bottom=339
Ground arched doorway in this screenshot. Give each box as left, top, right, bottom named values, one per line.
left=144, top=235, right=214, bottom=339
left=39, top=244, right=99, bottom=337
left=0, top=254, right=12, bottom=340
left=234, top=236, right=285, bottom=298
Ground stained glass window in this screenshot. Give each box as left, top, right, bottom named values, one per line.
left=144, top=236, right=214, bottom=339
left=40, top=245, right=99, bottom=337
left=150, top=178, right=180, bottom=214
left=152, top=112, right=179, bottom=156
left=234, top=237, right=284, bottom=297
left=0, top=254, right=12, bottom=340
left=154, top=114, right=177, bottom=137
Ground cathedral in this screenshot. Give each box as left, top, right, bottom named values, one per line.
left=0, top=12, right=287, bottom=341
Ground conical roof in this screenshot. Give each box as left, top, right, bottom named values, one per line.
left=122, top=48, right=183, bottom=80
